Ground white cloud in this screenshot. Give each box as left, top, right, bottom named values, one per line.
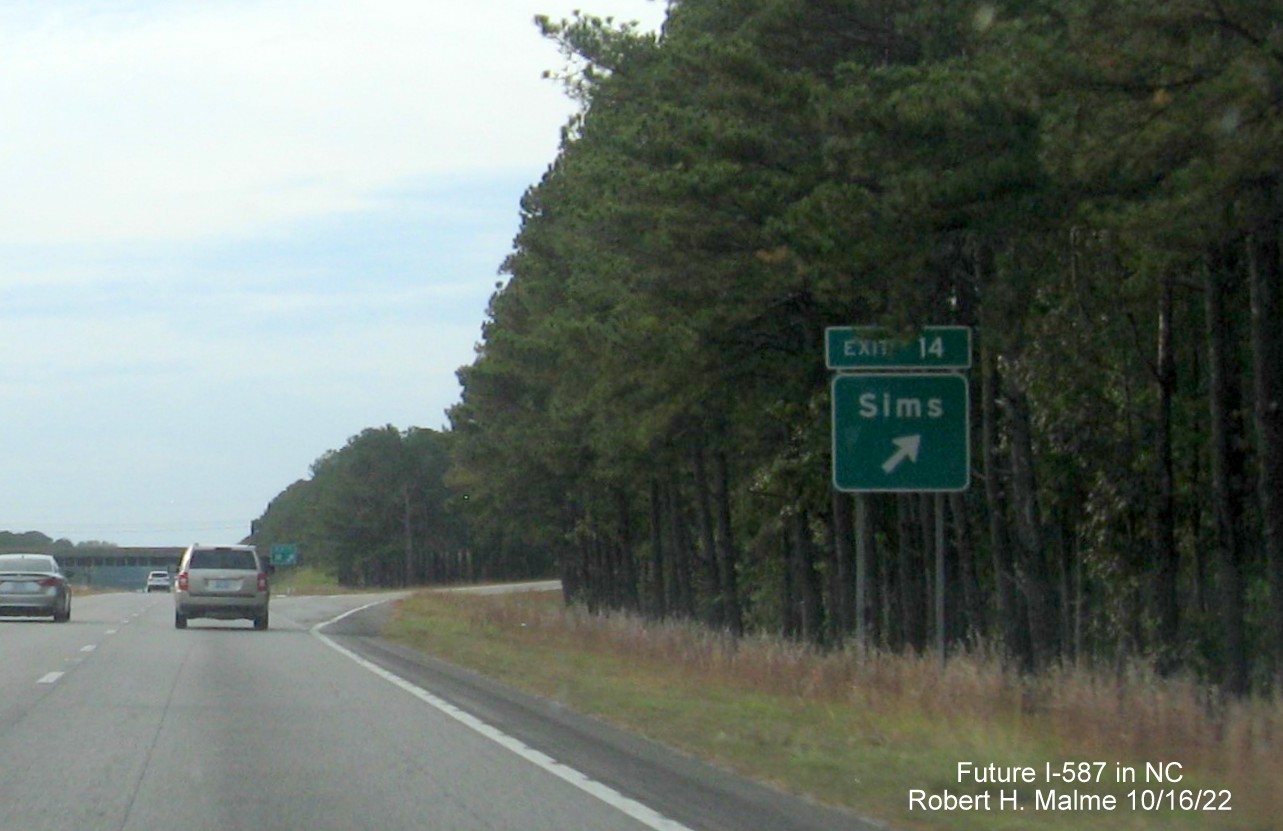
left=0, top=0, right=664, bottom=245
left=0, top=0, right=667, bottom=545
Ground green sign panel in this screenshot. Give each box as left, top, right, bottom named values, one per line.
left=826, top=326, right=972, bottom=371
left=270, top=544, right=299, bottom=566
left=831, top=373, right=970, bottom=492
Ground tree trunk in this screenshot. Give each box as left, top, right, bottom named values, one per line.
left=1006, top=380, right=1059, bottom=668
left=1206, top=255, right=1250, bottom=695
left=896, top=495, right=926, bottom=651
left=1053, top=515, right=1075, bottom=664
left=1185, top=318, right=1210, bottom=619
left=713, top=452, right=744, bottom=636
left=949, top=491, right=983, bottom=641
left=615, top=488, right=640, bottom=612
left=981, top=341, right=1028, bottom=666
left=1153, top=272, right=1180, bottom=672
left=583, top=534, right=601, bottom=614
left=781, top=525, right=799, bottom=639
left=1247, top=220, right=1283, bottom=680
left=789, top=510, right=824, bottom=645
left=559, top=543, right=582, bottom=607
left=665, top=475, right=696, bottom=619
left=648, top=478, right=667, bottom=619
left=692, top=447, right=724, bottom=627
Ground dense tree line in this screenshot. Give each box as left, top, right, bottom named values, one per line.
left=0, top=531, right=102, bottom=552
left=249, top=426, right=487, bottom=586
left=245, top=1, right=1282, bottom=694
left=443, top=0, right=1283, bottom=693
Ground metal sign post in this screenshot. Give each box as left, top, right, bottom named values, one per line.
left=828, top=325, right=971, bottom=662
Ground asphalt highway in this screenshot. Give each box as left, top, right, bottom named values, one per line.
left=0, top=591, right=870, bottom=831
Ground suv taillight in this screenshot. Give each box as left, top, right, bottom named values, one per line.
left=177, top=571, right=189, bottom=591
left=257, top=572, right=268, bottom=592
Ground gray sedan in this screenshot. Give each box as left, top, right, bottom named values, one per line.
left=0, top=553, right=71, bottom=622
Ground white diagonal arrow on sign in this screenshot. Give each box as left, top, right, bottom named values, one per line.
left=881, top=435, right=922, bottom=474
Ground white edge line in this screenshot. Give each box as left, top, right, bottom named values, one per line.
left=312, top=599, right=694, bottom=831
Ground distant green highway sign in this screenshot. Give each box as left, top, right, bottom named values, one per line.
left=270, top=544, right=299, bottom=566
left=826, top=326, right=972, bottom=371
left=831, top=373, right=970, bottom=492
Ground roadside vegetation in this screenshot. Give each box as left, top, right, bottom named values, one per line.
left=250, top=1, right=1283, bottom=705
left=269, top=565, right=365, bottom=596
left=386, top=589, right=1279, bottom=831
left=242, top=5, right=1283, bottom=823
left=245, top=6, right=1283, bottom=821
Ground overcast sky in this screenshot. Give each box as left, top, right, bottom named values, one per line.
left=0, top=0, right=667, bottom=547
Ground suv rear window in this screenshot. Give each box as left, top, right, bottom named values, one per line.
left=188, top=549, right=258, bottom=570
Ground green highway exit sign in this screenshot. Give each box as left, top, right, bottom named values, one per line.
left=831, top=373, right=970, bottom=492
left=826, top=326, right=971, bottom=370
left=270, top=544, right=299, bottom=566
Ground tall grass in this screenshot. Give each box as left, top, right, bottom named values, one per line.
left=394, top=590, right=1280, bottom=828
left=1031, top=661, right=1278, bottom=804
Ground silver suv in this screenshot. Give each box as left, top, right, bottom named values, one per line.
left=174, top=544, right=270, bottom=630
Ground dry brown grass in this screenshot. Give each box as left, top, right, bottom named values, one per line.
left=1029, top=662, right=1281, bottom=817
left=397, top=590, right=1282, bottom=828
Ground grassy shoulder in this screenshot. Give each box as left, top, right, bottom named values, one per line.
left=269, top=565, right=364, bottom=595
left=382, top=589, right=1274, bottom=831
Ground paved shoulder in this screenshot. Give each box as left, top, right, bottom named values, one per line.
left=323, top=602, right=884, bottom=831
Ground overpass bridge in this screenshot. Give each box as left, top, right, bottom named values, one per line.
left=56, top=547, right=186, bottom=590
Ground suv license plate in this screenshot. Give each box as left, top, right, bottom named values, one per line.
left=207, top=579, right=240, bottom=591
